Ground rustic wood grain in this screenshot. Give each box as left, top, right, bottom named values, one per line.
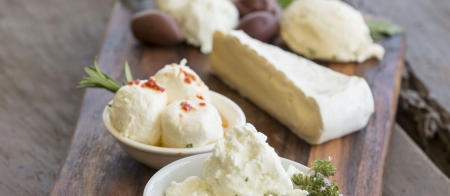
left=51, top=1, right=404, bottom=195
left=383, top=125, right=450, bottom=196
left=0, top=0, right=113, bottom=195
left=344, top=0, right=450, bottom=116
left=1, top=0, right=449, bottom=195
left=308, top=36, right=405, bottom=196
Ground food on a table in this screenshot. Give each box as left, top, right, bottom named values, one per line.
left=237, top=11, right=279, bottom=42
left=131, top=10, right=183, bottom=46
left=109, top=78, right=168, bottom=145
left=161, top=100, right=223, bottom=148
left=79, top=60, right=225, bottom=148
left=157, top=0, right=239, bottom=54
left=165, top=124, right=340, bottom=195
left=210, top=30, right=374, bottom=144
left=280, top=0, right=385, bottom=62
left=154, top=59, right=211, bottom=104
left=231, top=0, right=281, bottom=18
left=203, top=123, right=295, bottom=195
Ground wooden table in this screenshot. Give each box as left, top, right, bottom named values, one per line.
left=0, top=0, right=449, bottom=195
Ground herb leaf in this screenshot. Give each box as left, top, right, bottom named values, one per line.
left=291, top=157, right=341, bottom=196
left=124, top=61, right=133, bottom=83
left=77, top=59, right=134, bottom=93
left=277, top=0, right=294, bottom=8
left=366, top=20, right=405, bottom=40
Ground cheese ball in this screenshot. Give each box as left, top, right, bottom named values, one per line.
left=161, top=100, right=223, bottom=148
left=281, top=0, right=384, bottom=62
left=109, top=78, right=167, bottom=145
left=154, top=59, right=210, bottom=104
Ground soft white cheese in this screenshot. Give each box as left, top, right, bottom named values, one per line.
left=109, top=79, right=167, bottom=145
left=281, top=0, right=384, bottom=63
left=157, top=0, right=239, bottom=53
left=161, top=100, right=223, bottom=148
left=202, top=123, right=294, bottom=196
left=165, top=176, right=213, bottom=196
left=154, top=59, right=210, bottom=104
left=210, top=30, right=374, bottom=144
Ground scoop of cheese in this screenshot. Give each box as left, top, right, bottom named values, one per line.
left=281, top=0, right=384, bottom=63
left=109, top=79, right=167, bottom=145
left=202, top=123, right=293, bottom=195
left=161, top=100, right=223, bottom=148
left=165, top=176, right=213, bottom=196
left=154, top=59, right=210, bottom=104
left=157, top=0, right=238, bottom=53
left=210, top=30, right=374, bottom=144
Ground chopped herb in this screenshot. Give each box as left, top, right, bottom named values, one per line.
left=291, top=157, right=340, bottom=196
left=307, top=48, right=317, bottom=57
left=245, top=177, right=248, bottom=182
left=186, top=143, right=193, bottom=148
left=366, top=20, right=405, bottom=40
left=331, top=55, right=337, bottom=60
left=107, top=104, right=112, bottom=108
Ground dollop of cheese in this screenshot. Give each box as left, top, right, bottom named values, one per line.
left=109, top=79, right=167, bottom=145
left=281, top=0, right=384, bottom=62
left=202, top=123, right=293, bottom=195
left=154, top=59, right=210, bottom=104
left=165, top=176, right=213, bottom=196
left=157, top=0, right=239, bottom=53
left=161, top=100, right=223, bottom=148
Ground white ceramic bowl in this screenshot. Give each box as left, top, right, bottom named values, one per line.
left=143, top=153, right=309, bottom=196
left=103, top=91, right=246, bottom=169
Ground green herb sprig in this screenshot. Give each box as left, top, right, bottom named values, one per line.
left=367, top=20, right=405, bottom=40
left=77, top=59, right=133, bottom=93
left=277, top=0, right=294, bottom=8
left=291, top=157, right=341, bottom=196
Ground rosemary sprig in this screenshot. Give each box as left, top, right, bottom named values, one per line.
left=76, top=59, right=133, bottom=93
left=291, top=157, right=341, bottom=196
left=367, top=20, right=405, bottom=40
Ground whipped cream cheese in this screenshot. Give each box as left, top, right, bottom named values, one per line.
left=161, top=100, right=223, bottom=148
left=154, top=59, right=210, bottom=104
left=281, top=0, right=384, bottom=62
left=202, top=123, right=293, bottom=195
left=165, top=176, right=212, bottom=196
left=157, top=0, right=239, bottom=53
left=109, top=78, right=167, bottom=145
left=164, top=124, right=309, bottom=196
left=210, top=30, right=374, bottom=144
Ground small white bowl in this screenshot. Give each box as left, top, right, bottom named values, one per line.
left=143, top=153, right=309, bottom=196
left=103, top=91, right=246, bottom=169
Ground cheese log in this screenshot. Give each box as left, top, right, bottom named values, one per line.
left=210, top=30, right=374, bottom=144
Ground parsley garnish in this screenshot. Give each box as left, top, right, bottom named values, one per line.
left=245, top=177, right=248, bottom=182
left=291, top=157, right=341, bottom=196
left=186, top=143, right=193, bottom=148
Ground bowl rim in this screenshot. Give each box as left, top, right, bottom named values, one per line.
left=143, top=153, right=310, bottom=196
left=102, top=91, right=246, bottom=155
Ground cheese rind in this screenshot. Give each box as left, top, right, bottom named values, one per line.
left=210, top=30, right=374, bottom=144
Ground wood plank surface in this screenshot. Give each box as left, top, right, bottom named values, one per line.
left=51, top=1, right=405, bottom=195
left=1, top=0, right=448, bottom=195
left=0, top=0, right=113, bottom=195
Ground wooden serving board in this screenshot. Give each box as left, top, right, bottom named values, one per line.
left=52, top=2, right=405, bottom=196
